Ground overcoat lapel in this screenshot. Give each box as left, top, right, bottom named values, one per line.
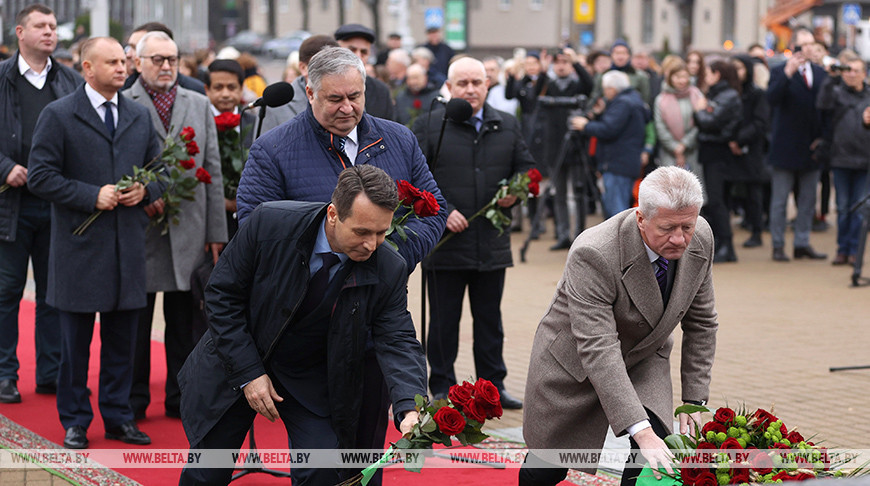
left=73, top=87, right=113, bottom=142
left=619, top=213, right=663, bottom=326
left=114, top=94, right=139, bottom=141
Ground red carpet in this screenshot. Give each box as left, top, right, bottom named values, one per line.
left=0, top=299, right=582, bottom=485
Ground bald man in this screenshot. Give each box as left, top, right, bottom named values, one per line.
left=28, top=37, right=162, bottom=449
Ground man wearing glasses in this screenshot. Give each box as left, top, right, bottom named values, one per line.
left=123, top=31, right=226, bottom=422
left=122, top=22, right=205, bottom=95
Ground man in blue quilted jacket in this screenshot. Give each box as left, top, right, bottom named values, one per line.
left=235, top=45, right=446, bottom=486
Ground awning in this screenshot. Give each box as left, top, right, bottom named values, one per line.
left=762, top=0, right=824, bottom=28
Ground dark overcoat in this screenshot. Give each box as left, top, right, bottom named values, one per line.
left=178, top=201, right=427, bottom=449
left=27, top=85, right=162, bottom=312
left=0, top=52, right=82, bottom=242
left=766, top=62, right=827, bottom=171
left=412, top=104, right=536, bottom=271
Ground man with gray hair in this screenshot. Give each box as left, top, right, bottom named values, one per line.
left=571, top=69, right=649, bottom=218
left=235, top=46, right=446, bottom=483
left=520, top=166, right=718, bottom=486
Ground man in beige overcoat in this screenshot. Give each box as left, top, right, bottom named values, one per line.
left=520, top=166, right=718, bottom=486
left=123, top=31, right=227, bottom=420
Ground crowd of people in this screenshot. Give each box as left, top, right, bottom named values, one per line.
left=0, top=2, right=866, bottom=485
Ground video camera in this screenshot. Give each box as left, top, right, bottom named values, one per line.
left=537, top=95, right=588, bottom=109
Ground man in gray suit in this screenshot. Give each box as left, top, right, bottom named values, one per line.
left=28, top=37, right=160, bottom=449
left=520, top=166, right=718, bottom=486
left=123, top=31, right=227, bottom=420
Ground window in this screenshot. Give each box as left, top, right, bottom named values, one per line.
left=529, top=0, right=543, bottom=10
left=642, top=0, right=654, bottom=44
left=279, top=0, right=290, bottom=13
left=615, top=0, right=624, bottom=39
left=721, top=0, right=735, bottom=44
left=499, top=0, right=511, bottom=10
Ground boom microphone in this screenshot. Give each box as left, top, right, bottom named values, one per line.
left=445, top=98, right=473, bottom=123
left=246, top=81, right=295, bottom=110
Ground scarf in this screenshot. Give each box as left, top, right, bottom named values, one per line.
left=657, top=84, right=704, bottom=141
left=141, top=78, right=177, bottom=132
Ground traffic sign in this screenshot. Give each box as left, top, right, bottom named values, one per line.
left=844, top=3, right=862, bottom=26
left=425, top=8, right=444, bottom=29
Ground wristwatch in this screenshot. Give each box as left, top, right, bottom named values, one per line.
left=684, top=399, right=707, bottom=406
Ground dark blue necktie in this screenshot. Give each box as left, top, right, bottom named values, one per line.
left=299, top=252, right=341, bottom=316
left=103, top=101, right=115, bottom=138
left=655, top=257, right=669, bottom=301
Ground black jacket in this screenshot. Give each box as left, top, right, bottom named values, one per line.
left=535, top=63, right=594, bottom=168
left=695, top=80, right=742, bottom=145
left=365, top=76, right=395, bottom=121
left=0, top=52, right=82, bottom=241
left=731, top=64, right=770, bottom=182
left=413, top=104, right=536, bottom=271
left=178, top=201, right=426, bottom=448
left=817, top=76, right=870, bottom=171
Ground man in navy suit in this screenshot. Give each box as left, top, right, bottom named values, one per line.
left=767, top=27, right=828, bottom=262
left=27, top=37, right=162, bottom=449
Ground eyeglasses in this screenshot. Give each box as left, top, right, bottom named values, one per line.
left=146, top=55, right=178, bottom=66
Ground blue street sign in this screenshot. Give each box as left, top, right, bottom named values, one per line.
left=843, top=3, right=862, bottom=25
left=425, top=8, right=444, bottom=29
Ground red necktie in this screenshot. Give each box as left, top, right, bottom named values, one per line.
left=801, top=68, right=810, bottom=88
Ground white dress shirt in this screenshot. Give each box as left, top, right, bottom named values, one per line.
left=84, top=83, right=119, bottom=129
left=18, top=55, right=51, bottom=90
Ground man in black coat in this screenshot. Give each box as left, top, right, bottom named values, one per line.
left=0, top=4, right=82, bottom=404
left=334, top=23, right=395, bottom=121
left=413, top=57, right=536, bottom=411
left=27, top=37, right=162, bottom=449
left=178, top=165, right=426, bottom=486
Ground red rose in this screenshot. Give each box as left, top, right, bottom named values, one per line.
left=680, top=465, right=703, bottom=485
left=448, top=381, right=474, bottom=409
left=527, top=168, right=543, bottom=183
left=694, top=471, right=718, bottom=486
left=701, top=421, right=726, bottom=436
left=179, top=158, right=195, bottom=170
left=413, top=98, right=423, bottom=110
left=463, top=398, right=487, bottom=423
left=413, top=191, right=441, bottom=217
left=772, top=472, right=795, bottom=482
left=720, top=438, right=743, bottom=450
left=786, top=431, right=804, bottom=444
left=696, top=442, right=718, bottom=451
left=794, top=472, right=815, bottom=481
left=749, top=451, right=773, bottom=475
left=432, top=406, right=466, bottom=436
left=214, top=112, right=241, bottom=132
left=186, top=140, right=200, bottom=156
left=528, top=181, right=540, bottom=197
left=180, top=126, right=196, bottom=142
left=730, top=468, right=750, bottom=484
left=714, top=407, right=736, bottom=425
left=396, top=180, right=422, bottom=205
left=195, top=167, right=212, bottom=184
left=751, top=409, right=778, bottom=428
left=773, top=442, right=790, bottom=450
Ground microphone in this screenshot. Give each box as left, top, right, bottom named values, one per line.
left=246, top=81, right=295, bottom=110
left=445, top=98, right=473, bottom=123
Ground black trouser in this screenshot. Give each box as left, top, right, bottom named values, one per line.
left=131, top=291, right=195, bottom=417
left=518, top=408, right=668, bottom=486
left=178, top=377, right=346, bottom=486
left=701, top=148, right=734, bottom=248
left=353, top=349, right=390, bottom=486
left=426, top=269, right=508, bottom=395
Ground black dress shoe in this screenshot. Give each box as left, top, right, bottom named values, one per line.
left=772, top=248, right=790, bottom=262
left=35, top=382, right=57, bottom=394
left=742, top=233, right=762, bottom=248
left=498, top=389, right=523, bottom=410
left=713, top=245, right=737, bottom=263
left=794, top=246, right=827, bottom=260
left=105, top=421, right=151, bottom=445
left=0, top=379, right=21, bottom=403
left=64, top=426, right=88, bottom=449
left=549, top=239, right=572, bottom=251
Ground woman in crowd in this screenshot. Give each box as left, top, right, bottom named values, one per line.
left=686, top=49, right=707, bottom=93
left=694, top=59, right=743, bottom=263
left=730, top=54, right=770, bottom=249
left=654, top=58, right=703, bottom=176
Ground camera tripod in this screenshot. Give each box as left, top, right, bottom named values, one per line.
left=519, top=130, right=596, bottom=262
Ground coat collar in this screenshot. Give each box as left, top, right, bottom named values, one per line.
left=302, top=108, right=386, bottom=169
left=73, top=84, right=138, bottom=142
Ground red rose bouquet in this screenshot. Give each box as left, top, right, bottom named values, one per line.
left=385, top=180, right=441, bottom=250
left=636, top=404, right=868, bottom=486
left=214, top=112, right=250, bottom=200
left=339, top=378, right=503, bottom=485
left=73, top=126, right=211, bottom=235
left=429, top=168, right=542, bottom=255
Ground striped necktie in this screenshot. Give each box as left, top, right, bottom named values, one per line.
left=654, top=257, right=668, bottom=300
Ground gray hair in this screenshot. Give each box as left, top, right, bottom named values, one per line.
left=387, top=49, right=411, bottom=67
left=601, top=70, right=631, bottom=92
left=136, top=31, right=175, bottom=58
left=307, top=46, right=366, bottom=94
left=411, top=47, right=435, bottom=63
left=482, top=55, right=505, bottom=68
left=637, top=166, right=704, bottom=219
